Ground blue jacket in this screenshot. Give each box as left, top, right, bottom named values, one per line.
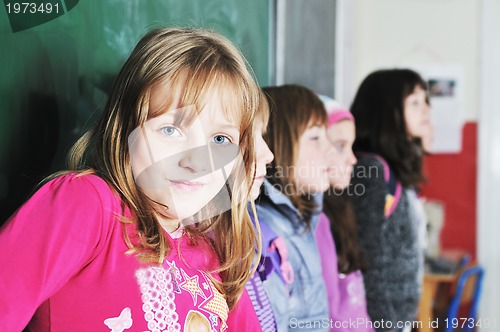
left=255, top=180, right=329, bottom=332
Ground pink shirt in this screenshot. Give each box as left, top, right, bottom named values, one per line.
left=316, top=213, right=374, bottom=332
left=0, top=173, right=260, bottom=331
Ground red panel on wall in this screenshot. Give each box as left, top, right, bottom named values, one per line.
left=421, top=122, right=477, bottom=258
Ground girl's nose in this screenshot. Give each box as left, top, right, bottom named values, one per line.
left=349, top=150, right=357, bottom=165
left=256, top=136, right=274, bottom=165
left=178, top=145, right=211, bottom=173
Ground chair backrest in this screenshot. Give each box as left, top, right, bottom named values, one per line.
left=444, top=264, right=485, bottom=332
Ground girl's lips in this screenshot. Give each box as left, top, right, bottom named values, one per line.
left=254, top=174, right=267, bottom=182
left=168, top=180, right=205, bottom=193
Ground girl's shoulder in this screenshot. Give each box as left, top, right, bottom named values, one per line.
left=352, top=154, right=387, bottom=189
left=42, top=172, right=118, bottom=203
left=46, top=171, right=109, bottom=189
left=355, top=153, right=390, bottom=174
left=353, top=154, right=403, bottom=218
left=353, top=153, right=397, bottom=186
left=21, top=172, right=125, bottom=223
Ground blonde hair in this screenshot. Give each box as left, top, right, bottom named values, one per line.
left=262, top=84, right=327, bottom=228
left=256, top=89, right=270, bottom=130
left=67, top=27, right=261, bottom=309
left=184, top=310, right=211, bottom=332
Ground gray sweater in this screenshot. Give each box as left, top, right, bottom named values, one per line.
left=351, top=155, right=421, bottom=331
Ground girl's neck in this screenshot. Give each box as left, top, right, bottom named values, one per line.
left=157, top=216, right=182, bottom=234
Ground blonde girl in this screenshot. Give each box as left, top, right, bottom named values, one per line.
left=0, top=27, right=262, bottom=331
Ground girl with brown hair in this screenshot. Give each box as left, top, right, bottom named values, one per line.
left=350, top=68, right=431, bottom=332
left=256, top=84, right=333, bottom=331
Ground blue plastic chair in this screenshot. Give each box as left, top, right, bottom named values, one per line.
left=444, top=265, right=485, bottom=332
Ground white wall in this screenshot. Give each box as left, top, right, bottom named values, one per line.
left=478, top=0, right=500, bottom=327
left=342, top=0, right=479, bottom=122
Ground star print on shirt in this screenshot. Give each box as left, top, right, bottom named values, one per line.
left=179, top=270, right=206, bottom=306
left=198, top=275, right=229, bottom=331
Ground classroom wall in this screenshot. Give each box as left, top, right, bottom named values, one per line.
left=477, top=0, right=500, bottom=324
left=0, top=0, right=271, bottom=222
left=421, top=122, right=477, bottom=257
left=275, top=0, right=337, bottom=96
left=351, top=0, right=479, bottom=122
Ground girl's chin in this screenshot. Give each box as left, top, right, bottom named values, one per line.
left=250, top=186, right=262, bottom=201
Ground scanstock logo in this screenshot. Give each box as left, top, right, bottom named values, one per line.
left=4, top=0, right=79, bottom=32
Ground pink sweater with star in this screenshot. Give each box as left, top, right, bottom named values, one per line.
left=0, top=173, right=260, bottom=332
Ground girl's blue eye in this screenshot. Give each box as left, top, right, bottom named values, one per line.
left=160, top=126, right=181, bottom=137
left=212, top=135, right=232, bottom=145
left=335, top=144, right=344, bottom=152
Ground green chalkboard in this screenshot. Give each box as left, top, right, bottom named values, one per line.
left=0, top=0, right=271, bottom=221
